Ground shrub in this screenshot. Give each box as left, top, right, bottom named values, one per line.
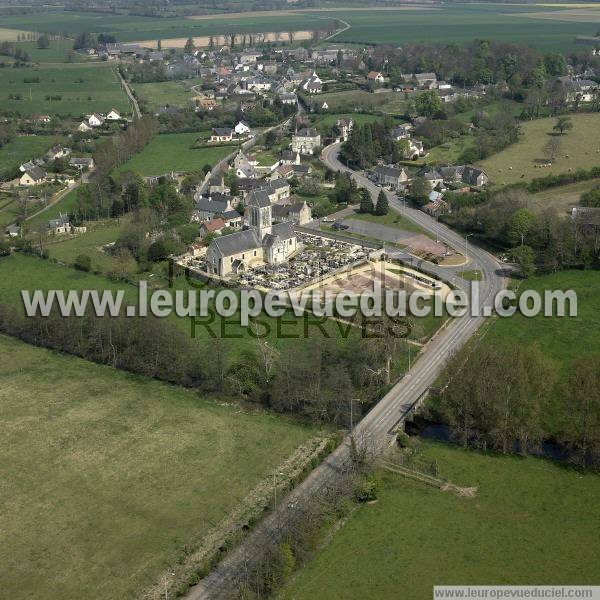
left=396, top=430, right=413, bottom=448
left=73, top=253, right=92, bottom=272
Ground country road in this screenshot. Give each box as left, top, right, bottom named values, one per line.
left=187, top=143, right=506, bottom=599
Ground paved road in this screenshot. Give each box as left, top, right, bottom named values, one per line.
left=187, top=143, right=506, bottom=599
left=117, top=69, right=141, bottom=119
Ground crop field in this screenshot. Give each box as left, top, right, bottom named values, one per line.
left=116, top=132, right=233, bottom=176
left=0, top=134, right=61, bottom=180
left=281, top=439, right=600, bottom=600
left=477, top=113, right=600, bottom=186
left=13, top=39, right=92, bottom=63
left=133, top=80, right=195, bottom=111
left=0, top=10, right=329, bottom=44
left=0, top=333, right=318, bottom=600
left=0, top=63, right=129, bottom=117
left=332, top=4, right=600, bottom=51
left=2, top=4, right=598, bottom=50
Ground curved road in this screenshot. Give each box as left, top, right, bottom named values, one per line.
left=187, top=143, right=506, bottom=599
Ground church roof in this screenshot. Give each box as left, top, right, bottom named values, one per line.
left=210, top=229, right=261, bottom=258
left=246, top=189, right=271, bottom=208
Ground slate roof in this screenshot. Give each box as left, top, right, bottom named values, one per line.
left=246, top=189, right=271, bottom=208
left=211, top=228, right=261, bottom=258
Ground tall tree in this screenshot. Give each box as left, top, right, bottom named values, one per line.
left=359, top=188, right=374, bottom=214
left=375, top=190, right=389, bottom=216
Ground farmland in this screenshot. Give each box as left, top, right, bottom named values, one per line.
left=0, top=10, right=329, bottom=44
left=116, top=132, right=233, bottom=176
left=281, top=440, right=600, bottom=600
left=333, top=4, right=600, bottom=52
left=2, top=5, right=598, bottom=51
left=0, top=333, right=318, bottom=600
left=0, top=63, right=129, bottom=117
left=477, top=113, right=600, bottom=186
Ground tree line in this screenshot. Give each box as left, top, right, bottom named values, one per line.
left=438, top=342, right=600, bottom=470
left=0, top=297, right=410, bottom=428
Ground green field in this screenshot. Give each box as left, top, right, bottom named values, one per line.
left=477, top=113, right=600, bottom=186
left=0, top=63, right=128, bottom=117
left=0, top=333, right=318, bottom=600
left=46, top=222, right=137, bottom=275
left=116, top=132, right=233, bottom=176
left=13, top=39, right=92, bottom=63
left=309, top=90, right=407, bottom=115
left=281, top=439, right=600, bottom=600
left=333, top=4, right=600, bottom=52
left=0, top=135, right=60, bottom=179
left=3, top=5, right=597, bottom=50
left=488, top=270, right=600, bottom=375
left=0, top=10, right=327, bottom=43
left=133, top=80, right=195, bottom=111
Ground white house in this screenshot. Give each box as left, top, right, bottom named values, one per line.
left=78, top=121, right=92, bottom=133
left=234, top=121, right=251, bottom=136
left=88, top=114, right=104, bottom=127
left=210, top=128, right=234, bottom=143
left=106, top=108, right=121, bottom=121
left=367, top=71, right=385, bottom=84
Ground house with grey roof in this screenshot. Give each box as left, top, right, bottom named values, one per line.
left=292, top=128, right=321, bottom=155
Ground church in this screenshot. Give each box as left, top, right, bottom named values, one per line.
left=205, top=189, right=299, bottom=277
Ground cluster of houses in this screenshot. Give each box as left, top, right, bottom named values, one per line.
left=370, top=161, right=488, bottom=215
left=77, top=108, right=123, bottom=133
left=17, top=144, right=94, bottom=187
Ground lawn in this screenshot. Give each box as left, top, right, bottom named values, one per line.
left=281, top=439, right=600, bottom=600
left=0, top=134, right=62, bottom=180
left=426, top=135, right=474, bottom=165
left=116, top=132, right=233, bottom=176
left=0, top=63, right=129, bottom=117
left=133, top=80, right=195, bottom=111
left=311, top=90, right=406, bottom=115
left=477, top=114, right=600, bottom=186
left=311, top=112, right=381, bottom=128
left=349, top=209, right=433, bottom=237
left=0, top=333, right=318, bottom=600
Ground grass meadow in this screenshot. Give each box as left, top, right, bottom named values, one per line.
left=0, top=63, right=129, bottom=117
left=281, top=439, right=600, bottom=600
left=116, top=132, right=233, bottom=176
left=0, top=333, right=318, bottom=600
left=133, top=80, right=195, bottom=111
left=477, top=113, right=600, bottom=186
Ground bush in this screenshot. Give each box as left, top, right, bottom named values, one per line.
left=354, top=475, right=379, bottom=503
left=73, top=253, right=92, bottom=272
left=147, top=239, right=168, bottom=262
left=396, top=430, right=413, bottom=448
